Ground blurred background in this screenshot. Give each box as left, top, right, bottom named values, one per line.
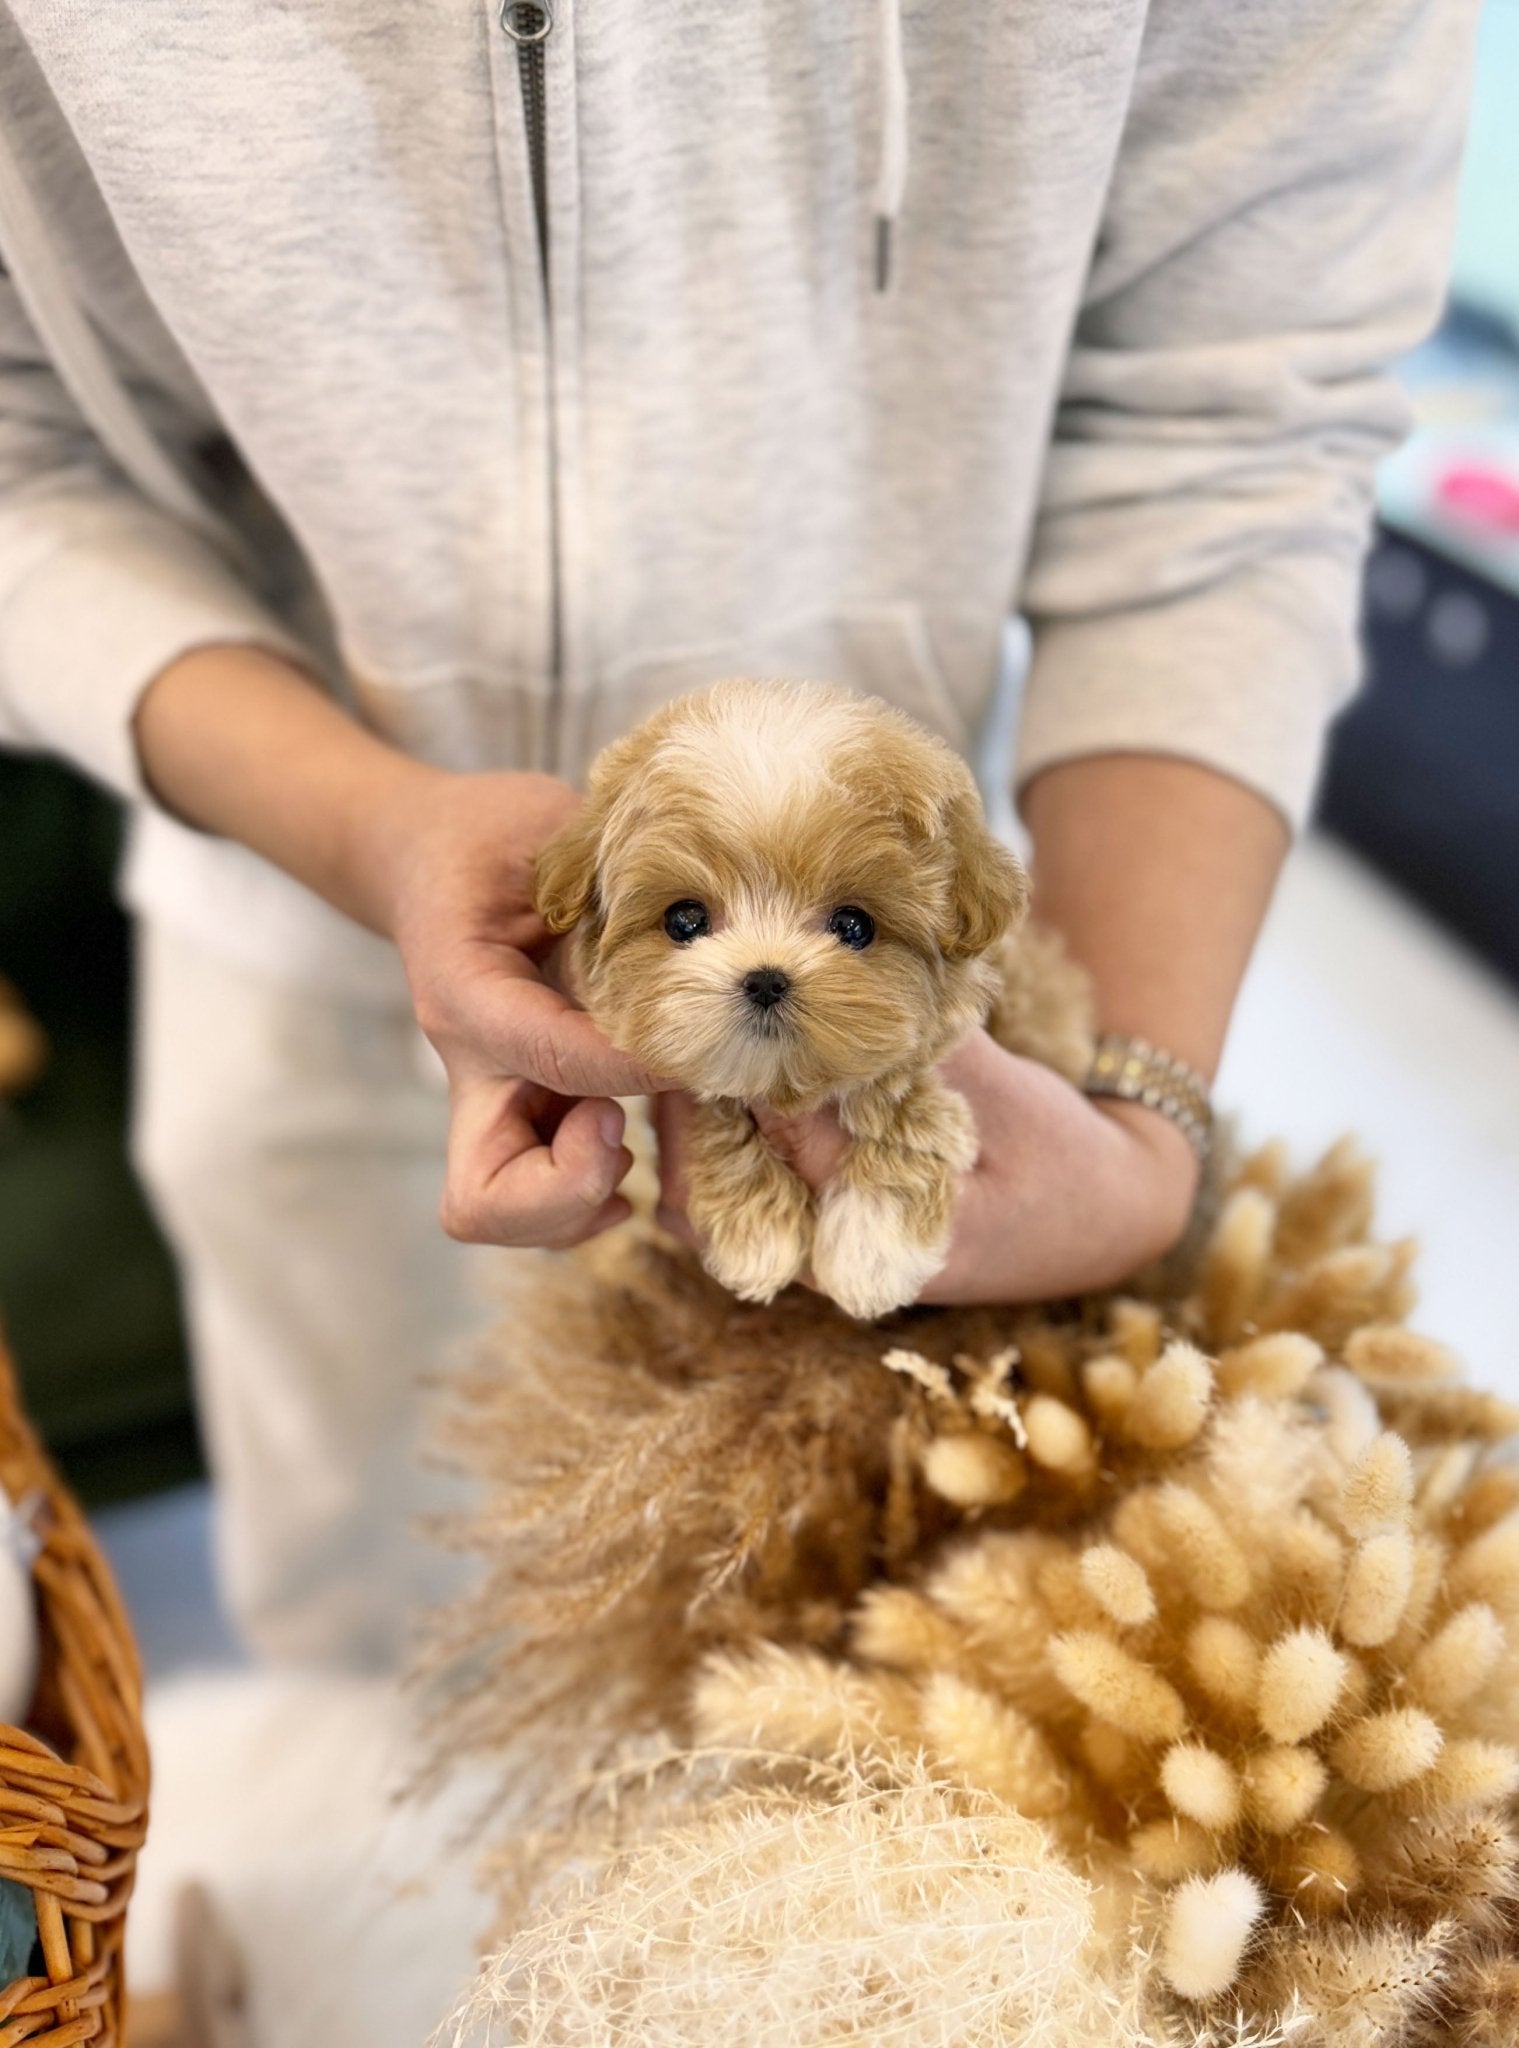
left=0, top=4, right=1516, bottom=2042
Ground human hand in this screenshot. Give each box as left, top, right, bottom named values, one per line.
left=654, top=1027, right=1200, bottom=1305
left=361, top=766, right=663, bottom=1248
left=133, top=647, right=659, bottom=1251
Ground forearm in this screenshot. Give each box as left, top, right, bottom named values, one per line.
left=132, top=644, right=444, bottom=935
left=1020, top=753, right=1289, bottom=1084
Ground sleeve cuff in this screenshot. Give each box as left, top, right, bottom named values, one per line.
left=1014, top=554, right=1367, bottom=833
left=0, top=498, right=309, bottom=804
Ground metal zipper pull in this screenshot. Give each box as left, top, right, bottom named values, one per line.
left=500, top=1, right=553, bottom=276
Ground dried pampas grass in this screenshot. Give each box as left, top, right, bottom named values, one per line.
left=420, top=1243, right=945, bottom=1793
left=429, top=1133, right=1519, bottom=2046
left=446, top=1755, right=1149, bottom=2048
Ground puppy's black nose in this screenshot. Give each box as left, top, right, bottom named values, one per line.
left=742, top=967, right=791, bottom=1011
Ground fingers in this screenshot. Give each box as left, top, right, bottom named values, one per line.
left=453, top=961, right=669, bottom=1098
left=653, top=1204, right=700, bottom=1249
left=550, top=1093, right=630, bottom=1201
left=441, top=1076, right=636, bottom=1248
left=427, top=946, right=656, bottom=1247
left=652, top=1090, right=693, bottom=1218
left=651, top=1092, right=701, bottom=1245
left=520, top=997, right=664, bottom=1099
left=750, top=1101, right=849, bottom=1189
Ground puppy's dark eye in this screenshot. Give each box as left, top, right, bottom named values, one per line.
left=663, top=899, right=711, bottom=944
left=828, top=905, right=875, bottom=951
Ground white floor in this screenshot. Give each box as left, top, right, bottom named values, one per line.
left=99, top=831, right=1519, bottom=2046
left=1220, top=835, right=1519, bottom=1398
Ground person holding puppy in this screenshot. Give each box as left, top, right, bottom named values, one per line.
left=0, top=2, right=1477, bottom=1664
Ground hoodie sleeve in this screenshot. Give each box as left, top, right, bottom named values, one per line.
left=1014, top=0, right=1480, bottom=830
left=0, top=270, right=307, bottom=803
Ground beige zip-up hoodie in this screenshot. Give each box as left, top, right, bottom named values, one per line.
left=0, top=1, right=1478, bottom=995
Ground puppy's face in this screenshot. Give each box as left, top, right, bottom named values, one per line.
left=536, top=683, right=1026, bottom=1111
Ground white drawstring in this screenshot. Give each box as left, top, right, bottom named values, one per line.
left=873, top=0, right=909, bottom=291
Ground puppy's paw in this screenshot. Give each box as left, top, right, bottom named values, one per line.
left=811, top=1186, right=948, bottom=1321
left=701, top=1210, right=811, bottom=1303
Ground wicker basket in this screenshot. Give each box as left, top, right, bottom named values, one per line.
left=0, top=1335, right=148, bottom=2046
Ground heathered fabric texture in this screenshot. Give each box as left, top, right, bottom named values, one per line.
left=0, top=1, right=1477, bottom=991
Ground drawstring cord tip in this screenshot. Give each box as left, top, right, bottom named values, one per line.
left=875, top=217, right=893, bottom=294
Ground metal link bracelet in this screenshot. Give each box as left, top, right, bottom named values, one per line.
left=1082, top=1033, right=1214, bottom=1164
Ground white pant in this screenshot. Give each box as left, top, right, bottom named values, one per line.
left=130, top=922, right=497, bottom=1669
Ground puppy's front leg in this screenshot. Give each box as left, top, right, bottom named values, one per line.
left=685, top=1098, right=814, bottom=1304
left=810, top=1076, right=978, bottom=1321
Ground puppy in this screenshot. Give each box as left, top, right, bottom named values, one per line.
left=535, top=680, right=1092, bottom=1320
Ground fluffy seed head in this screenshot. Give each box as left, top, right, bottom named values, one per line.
left=1258, top=1627, right=1350, bottom=1744
left=1391, top=1533, right=1450, bottom=1652
left=1047, top=1632, right=1187, bottom=1744
left=1272, top=1512, right=1347, bottom=1618
left=1450, top=1510, right=1519, bottom=1612
left=917, top=1672, right=1075, bottom=1817
left=1124, top=1343, right=1215, bottom=1450
left=1079, top=1544, right=1156, bottom=1628
left=1161, top=1741, right=1242, bottom=1830
left=1130, top=1818, right=1226, bottom=1885
left=921, top=1432, right=1027, bottom=1509
left=1036, top=1554, right=1108, bottom=1632
left=1108, top=1298, right=1163, bottom=1369
left=1314, top=1366, right=1382, bottom=1462
left=1418, top=1738, right=1519, bottom=1812
left=1337, top=1431, right=1415, bottom=1538
left=1109, top=1489, right=1170, bottom=1576
left=1450, top=1466, right=1519, bottom=1539
left=1081, top=1355, right=1138, bottom=1430
left=1332, top=1707, right=1444, bottom=1791
left=852, top=1587, right=968, bottom=1675
left=1185, top=1618, right=1261, bottom=1713
left=1244, top=1745, right=1329, bottom=1834
left=1023, top=1395, right=1096, bottom=1476
left=1159, top=1869, right=1266, bottom=2000
left=1417, top=1441, right=1479, bottom=1519
left=1339, top=1530, right=1416, bottom=1646
left=1406, top=1603, right=1504, bottom=1715
left=691, top=1645, right=915, bottom=1756
left=1200, top=1187, right=1275, bottom=1344
left=1217, top=1332, right=1323, bottom=1402
left=1152, top=1485, right=1252, bottom=1610
left=1343, top=1324, right=1460, bottom=1388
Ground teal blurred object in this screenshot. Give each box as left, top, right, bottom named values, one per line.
left=0, top=754, right=201, bottom=1505
left=0, top=1875, right=37, bottom=1982
left=1376, top=2, right=1519, bottom=590
left=1450, top=0, right=1519, bottom=333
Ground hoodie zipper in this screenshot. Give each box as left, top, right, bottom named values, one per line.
left=500, top=1, right=552, bottom=280
left=498, top=0, right=562, bottom=766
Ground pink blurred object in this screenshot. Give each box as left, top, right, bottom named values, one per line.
left=1437, top=463, right=1519, bottom=532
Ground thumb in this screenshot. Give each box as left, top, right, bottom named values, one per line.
left=466, top=964, right=666, bottom=1097
left=751, top=1103, right=850, bottom=1189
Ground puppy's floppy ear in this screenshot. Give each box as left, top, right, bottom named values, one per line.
left=533, top=718, right=663, bottom=933
left=940, top=791, right=1028, bottom=961
left=534, top=806, right=603, bottom=933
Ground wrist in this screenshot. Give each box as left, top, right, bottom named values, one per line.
left=1090, top=1095, right=1202, bottom=1257
left=135, top=641, right=455, bottom=936
left=331, top=746, right=455, bottom=940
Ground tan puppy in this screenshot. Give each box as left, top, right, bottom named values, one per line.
left=535, top=680, right=1091, bottom=1319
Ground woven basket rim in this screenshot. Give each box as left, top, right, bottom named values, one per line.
left=0, top=1333, right=148, bottom=2047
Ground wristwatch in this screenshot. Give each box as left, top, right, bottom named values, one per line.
left=1082, top=1033, right=1213, bottom=1164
